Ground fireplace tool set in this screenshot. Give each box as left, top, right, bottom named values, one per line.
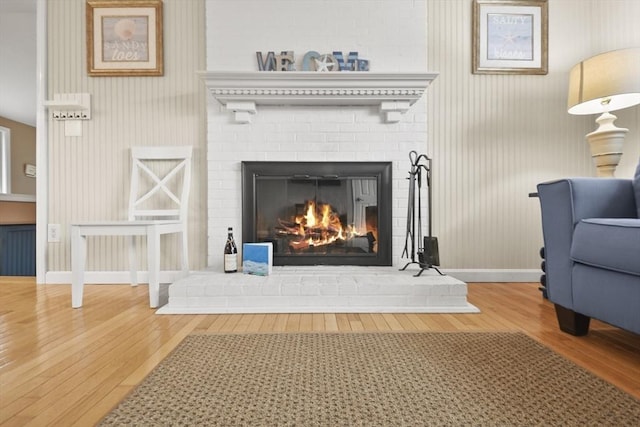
left=400, top=150, right=443, bottom=277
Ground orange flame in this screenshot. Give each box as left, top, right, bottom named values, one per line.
left=287, top=200, right=362, bottom=248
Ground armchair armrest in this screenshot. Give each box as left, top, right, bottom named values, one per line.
left=536, top=178, right=636, bottom=307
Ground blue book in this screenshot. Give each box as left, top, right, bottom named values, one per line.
left=242, top=242, right=273, bottom=276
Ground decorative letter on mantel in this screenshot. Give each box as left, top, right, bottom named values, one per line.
left=198, top=71, right=438, bottom=123
left=256, top=50, right=369, bottom=72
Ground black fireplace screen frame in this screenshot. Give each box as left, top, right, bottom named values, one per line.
left=242, top=161, right=392, bottom=266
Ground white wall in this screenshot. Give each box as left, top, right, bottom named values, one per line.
left=0, top=2, right=37, bottom=126
left=207, top=0, right=425, bottom=71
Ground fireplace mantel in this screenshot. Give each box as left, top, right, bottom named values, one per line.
left=199, top=71, right=438, bottom=123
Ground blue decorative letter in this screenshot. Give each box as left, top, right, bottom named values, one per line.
left=302, top=51, right=321, bottom=71
left=357, top=59, right=370, bottom=71
left=333, top=51, right=359, bottom=71
left=256, top=51, right=276, bottom=71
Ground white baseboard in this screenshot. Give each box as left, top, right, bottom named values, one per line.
left=442, top=269, right=541, bottom=283
left=44, top=269, right=541, bottom=285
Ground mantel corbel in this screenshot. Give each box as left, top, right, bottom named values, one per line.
left=198, top=71, right=438, bottom=123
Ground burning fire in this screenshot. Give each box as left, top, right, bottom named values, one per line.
left=276, top=200, right=362, bottom=249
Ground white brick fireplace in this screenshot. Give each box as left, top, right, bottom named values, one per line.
left=200, top=0, right=436, bottom=268
left=158, top=75, right=478, bottom=314
left=203, top=71, right=437, bottom=270
left=156, top=0, right=479, bottom=314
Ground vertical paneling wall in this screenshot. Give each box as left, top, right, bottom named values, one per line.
left=425, top=0, right=640, bottom=271
left=46, top=0, right=207, bottom=275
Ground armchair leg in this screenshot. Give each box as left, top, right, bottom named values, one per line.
left=554, top=304, right=590, bottom=336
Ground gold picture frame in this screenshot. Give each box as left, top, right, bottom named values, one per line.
left=472, top=0, right=548, bottom=75
left=87, top=0, right=163, bottom=76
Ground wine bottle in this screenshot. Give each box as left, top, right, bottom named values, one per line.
left=224, top=227, right=238, bottom=273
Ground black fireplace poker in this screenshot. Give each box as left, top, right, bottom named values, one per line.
left=400, top=150, right=444, bottom=277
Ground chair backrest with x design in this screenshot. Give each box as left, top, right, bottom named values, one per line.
left=127, top=146, right=193, bottom=223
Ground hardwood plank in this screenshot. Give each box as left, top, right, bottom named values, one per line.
left=404, top=313, right=431, bottom=330
left=369, top=314, right=391, bottom=331
left=311, top=313, right=325, bottom=331
left=218, top=314, right=242, bottom=332
left=347, top=313, right=364, bottom=331
left=335, top=314, right=352, bottom=332
left=232, top=314, right=255, bottom=333
left=299, top=314, right=313, bottom=332
left=1, top=279, right=639, bottom=427
left=358, top=313, right=380, bottom=331
left=382, top=313, right=405, bottom=331
left=394, top=313, right=419, bottom=331
left=272, top=313, right=289, bottom=332
left=285, top=313, right=301, bottom=332
left=193, top=314, right=220, bottom=332
left=323, top=313, right=339, bottom=332
left=247, top=314, right=266, bottom=332
left=207, top=314, right=231, bottom=333
left=258, top=314, right=278, bottom=332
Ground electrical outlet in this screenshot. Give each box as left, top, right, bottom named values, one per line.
left=48, top=224, right=61, bottom=243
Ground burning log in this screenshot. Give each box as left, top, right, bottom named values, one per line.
left=289, top=239, right=311, bottom=250
left=275, top=199, right=365, bottom=252
left=276, top=218, right=341, bottom=237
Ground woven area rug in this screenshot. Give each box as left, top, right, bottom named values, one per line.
left=100, top=332, right=640, bottom=426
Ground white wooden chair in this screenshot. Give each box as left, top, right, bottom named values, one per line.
left=71, top=146, right=193, bottom=308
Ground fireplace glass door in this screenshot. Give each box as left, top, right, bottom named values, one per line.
left=242, top=162, right=392, bottom=266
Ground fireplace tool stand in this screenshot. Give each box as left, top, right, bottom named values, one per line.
left=400, top=150, right=444, bottom=277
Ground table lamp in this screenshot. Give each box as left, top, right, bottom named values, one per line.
left=567, top=47, right=640, bottom=177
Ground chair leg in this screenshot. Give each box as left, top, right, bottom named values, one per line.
left=147, top=227, right=160, bottom=308
left=128, top=235, right=138, bottom=286
left=71, top=227, right=86, bottom=308
left=180, top=229, right=189, bottom=277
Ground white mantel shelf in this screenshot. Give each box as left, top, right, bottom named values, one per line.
left=199, top=71, right=439, bottom=123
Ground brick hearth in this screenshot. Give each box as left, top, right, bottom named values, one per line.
left=157, top=266, right=479, bottom=314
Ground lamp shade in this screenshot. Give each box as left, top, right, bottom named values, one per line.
left=567, top=47, right=640, bottom=115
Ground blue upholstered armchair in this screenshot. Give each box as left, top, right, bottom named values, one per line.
left=536, top=170, right=640, bottom=336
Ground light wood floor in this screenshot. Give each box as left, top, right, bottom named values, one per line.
left=1, top=277, right=639, bottom=426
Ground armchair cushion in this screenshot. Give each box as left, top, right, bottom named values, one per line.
left=634, top=160, right=640, bottom=217
left=570, top=218, right=640, bottom=277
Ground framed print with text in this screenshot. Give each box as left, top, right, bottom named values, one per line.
left=87, top=0, right=163, bottom=76
left=472, top=0, right=548, bottom=75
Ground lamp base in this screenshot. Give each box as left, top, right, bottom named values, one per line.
left=586, top=112, right=628, bottom=178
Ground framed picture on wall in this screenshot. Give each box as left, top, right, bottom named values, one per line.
left=86, top=0, right=164, bottom=76
left=472, top=0, right=548, bottom=75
